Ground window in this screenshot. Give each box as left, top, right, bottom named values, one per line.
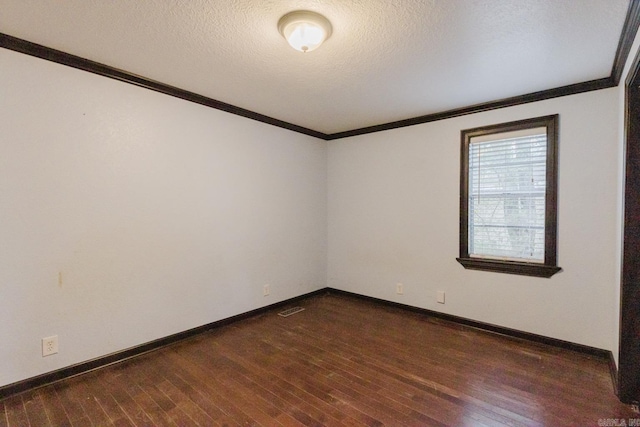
left=457, top=115, right=561, bottom=278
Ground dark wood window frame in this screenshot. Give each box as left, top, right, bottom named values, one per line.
left=457, top=114, right=561, bottom=278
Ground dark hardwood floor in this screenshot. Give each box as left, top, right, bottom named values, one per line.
left=1, top=293, right=636, bottom=426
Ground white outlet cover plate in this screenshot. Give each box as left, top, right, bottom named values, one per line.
left=42, top=335, right=59, bottom=356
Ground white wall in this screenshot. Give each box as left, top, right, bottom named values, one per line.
left=2, top=34, right=634, bottom=388
left=0, top=48, right=327, bottom=387
left=328, top=88, right=621, bottom=351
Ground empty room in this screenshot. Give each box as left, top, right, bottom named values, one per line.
left=2, top=1, right=640, bottom=425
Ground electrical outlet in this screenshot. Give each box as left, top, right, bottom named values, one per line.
left=437, top=291, right=445, bottom=304
left=263, top=284, right=270, bottom=296
left=396, top=283, right=404, bottom=295
left=42, top=335, right=58, bottom=357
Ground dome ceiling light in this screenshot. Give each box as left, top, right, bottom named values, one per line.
left=278, top=10, right=332, bottom=53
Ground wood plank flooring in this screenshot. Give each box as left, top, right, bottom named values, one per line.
left=1, top=293, right=636, bottom=426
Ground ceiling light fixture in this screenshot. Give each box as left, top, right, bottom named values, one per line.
left=278, top=10, right=332, bottom=53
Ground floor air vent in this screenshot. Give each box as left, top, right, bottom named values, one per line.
left=278, top=307, right=305, bottom=317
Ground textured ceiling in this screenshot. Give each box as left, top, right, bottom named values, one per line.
left=0, top=0, right=631, bottom=134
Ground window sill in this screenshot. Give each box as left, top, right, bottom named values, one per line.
left=456, top=257, right=561, bottom=278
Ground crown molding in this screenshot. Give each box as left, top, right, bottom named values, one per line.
left=325, top=78, right=612, bottom=140
left=0, top=33, right=326, bottom=140
left=1, top=0, right=638, bottom=141
left=612, top=0, right=640, bottom=85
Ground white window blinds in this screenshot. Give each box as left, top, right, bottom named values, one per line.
left=468, top=127, right=547, bottom=262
